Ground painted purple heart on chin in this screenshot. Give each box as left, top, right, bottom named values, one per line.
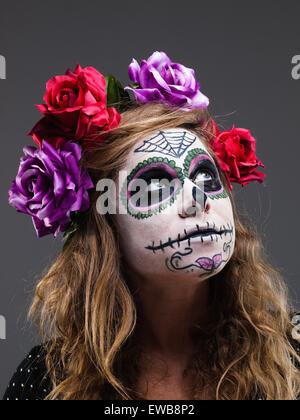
left=196, top=254, right=222, bottom=271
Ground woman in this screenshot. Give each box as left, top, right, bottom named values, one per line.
left=4, top=52, right=300, bottom=400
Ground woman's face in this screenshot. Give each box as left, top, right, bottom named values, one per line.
left=115, top=128, right=236, bottom=282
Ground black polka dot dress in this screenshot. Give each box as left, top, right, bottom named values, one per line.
left=2, top=346, right=52, bottom=401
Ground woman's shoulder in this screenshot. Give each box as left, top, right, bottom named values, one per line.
left=2, top=345, right=52, bottom=401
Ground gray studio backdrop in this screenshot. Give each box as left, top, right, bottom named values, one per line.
left=1, top=0, right=299, bottom=396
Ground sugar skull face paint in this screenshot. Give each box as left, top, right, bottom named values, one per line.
left=115, top=128, right=236, bottom=282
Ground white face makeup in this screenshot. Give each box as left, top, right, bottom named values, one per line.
left=115, top=129, right=236, bottom=282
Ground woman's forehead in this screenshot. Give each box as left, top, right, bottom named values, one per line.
left=126, top=128, right=212, bottom=169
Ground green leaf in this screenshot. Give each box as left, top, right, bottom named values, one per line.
left=129, top=83, right=140, bottom=89
left=62, top=230, right=76, bottom=252
left=63, top=214, right=78, bottom=239
left=62, top=211, right=85, bottom=251
left=105, top=74, right=131, bottom=113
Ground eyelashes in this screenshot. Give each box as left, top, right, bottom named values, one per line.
left=123, top=153, right=226, bottom=219
left=124, top=159, right=184, bottom=217
left=189, top=159, right=222, bottom=193
left=129, top=167, right=176, bottom=206
left=190, top=159, right=217, bottom=180
left=138, top=167, right=174, bottom=184
left=130, top=159, right=222, bottom=202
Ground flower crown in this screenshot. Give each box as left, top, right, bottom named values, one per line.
left=8, top=51, right=266, bottom=241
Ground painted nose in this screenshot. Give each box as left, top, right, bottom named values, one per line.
left=178, top=178, right=210, bottom=218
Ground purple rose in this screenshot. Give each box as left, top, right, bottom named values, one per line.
left=125, top=51, right=209, bottom=110
left=8, top=140, right=94, bottom=238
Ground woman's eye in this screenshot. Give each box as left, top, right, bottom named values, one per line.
left=128, top=166, right=178, bottom=208
left=194, top=170, right=214, bottom=184
left=147, top=180, right=170, bottom=192
left=189, top=159, right=223, bottom=193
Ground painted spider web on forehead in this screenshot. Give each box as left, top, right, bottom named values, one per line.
left=134, top=130, right=197, bottom=158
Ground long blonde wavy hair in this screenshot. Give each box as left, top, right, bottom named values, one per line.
left=29, top=102, right=300, bottom=400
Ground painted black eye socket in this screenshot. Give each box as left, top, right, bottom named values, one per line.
left=190, top=160, right=222, bottom=193
left=139, top=168, right=174, bottom=184
left=129, top=168, right=176, bottom=207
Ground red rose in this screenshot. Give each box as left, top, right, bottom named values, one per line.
left=28, top=64, right=120, bottom=150
left=81, top=106, right=121, bottom=152
left=210, top=125, right=266, bottom=190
